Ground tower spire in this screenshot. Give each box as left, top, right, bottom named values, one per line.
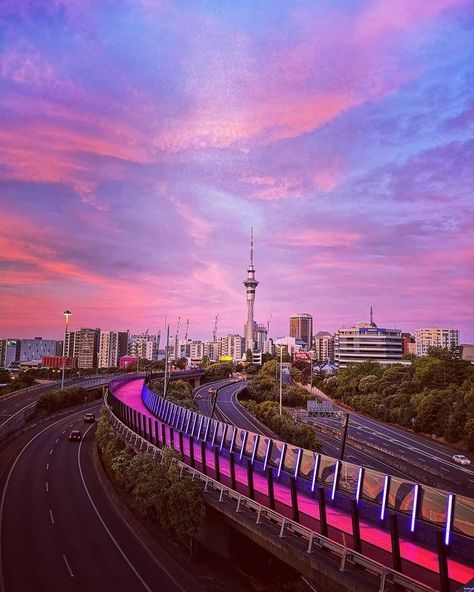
left=244, top=228, right=258, bottom=352
left=250, top=227, right=254, bottom=268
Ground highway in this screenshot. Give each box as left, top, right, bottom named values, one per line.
left=194, top=375, right=474, bottom=496
left=0, top=404, right=198, bottom=592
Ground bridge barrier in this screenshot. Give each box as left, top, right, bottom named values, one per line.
left=103, top=392, right=438, bottom=592
left=0, top=376, right=113, bottom=443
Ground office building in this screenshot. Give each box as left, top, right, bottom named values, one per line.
left=334, top=313, right=403, bottom=367
left=461, top=344, right=474, bottom=363
left=414, top=328, right=460, bottom=357
left=67, top=328, right=100, bottom=369
left=19, top=338, right=57, bottom=362
left=289, top=313, right=313, bottom=350
left=2, top=339, right=21, bottom=369
left=98, top=331, right=129, bottom=368
left=128, top=333, right=158, bottom=361
left=314, top=331, right=335, bottom=363
left=218, top=334, right=245, bottom=362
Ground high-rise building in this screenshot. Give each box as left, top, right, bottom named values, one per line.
left=128, top=333, right=158, bottom=361
left=289, top=313, right=313, bottom=350
left=314, top=331, right=335, bottom=363
left=244, top=229, right=258, bottom=352
left=218, top=334, right=245, bottom=362
left=98, top=331, right=129, bottom=368
left=67, top=328, right=100, bottom=369
left=2, top=339, right=21, bottom=369
left=19, top=338, right=57, bottom=362
left=334, top=316, right=403, bottom=367
left=414, top=328, right=460, bottom=357
left=203, top=340, right=219, bottom=361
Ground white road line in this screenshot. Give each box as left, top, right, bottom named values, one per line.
left=45, top=482, right=49, bottom=493
left=62, top=554, right=74, bottom=578
left=69, top=423, right=74, bottom=427
left=55, top=438, right=59, bottom=444
left=49, top=510, right=55, bottom=525
left=46, top=463, right=49, bottom=471
left=62, top=430, right=66, bottom=435
left=0, top=410, right=91, bottom=592
left=77, top=426, right=155, bottom=592
left=49, top=449, right=53, bottom=456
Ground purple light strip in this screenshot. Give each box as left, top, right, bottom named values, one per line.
left=331, top=461, right=340, bottom=500
left=380, top=476, right=389, bottom=520
left=311, top=455, right=321, bottom=492
left=410, top=484, right=419, bottom=532
left=263, top=439, right=271, bottom=471
left=355, top=467, right=364, bottom=502
left=239, top=431, right=248, bottom=460
left=445, top=493, right=454, bottom=546
left=294, top=449, right=302, bottom=478
left=277, top=443, right=287, bottom=478
left=251, top=435, right=259, bottom=466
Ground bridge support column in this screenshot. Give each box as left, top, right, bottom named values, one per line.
left=161, top=423, right=167, bottom=448
left=214, top=446, right=221, bottom=481
left=133, top=410, right=138, bottom=433
left=154, top=420, right=159, bottom=447
left=436, top=531, right=450, bottom=592
left=148, top=417, right=152, bottom=442
left=189, top=436, right=195, bottom=468
left=247, top=460, right=254, bottom=500
left=318, top=487, right=328, bottom=537
left=201, top=441, right=207, bottom=475
left=179, top=431, right=184, bottom=456
left=169, top=427, right=174, bottom=450
left=389, top=513, right=401, bottom=573
left=266, top=467, right=275, bottom=510
left=290, top=477, right=299, bottom=523
left=194, top=376, right=201, bottom=388
left=350, top=500, right=361, bottom=553
left=229, top=453, right=236, bottom=490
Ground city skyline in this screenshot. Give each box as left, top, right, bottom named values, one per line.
left=1, top=1, right=473, bottom=340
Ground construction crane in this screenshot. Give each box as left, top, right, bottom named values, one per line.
left=267, top=314, right=272, bottom=335
left=174, top=316, right=181, bottom=358
left=213, top=314, right=219, bottom=342
left=184, top=319, right=189, bottom=342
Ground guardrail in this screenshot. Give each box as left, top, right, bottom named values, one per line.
left=103, top=393, right=437, bottom=592
left=0, top=376, right=112, bottom=443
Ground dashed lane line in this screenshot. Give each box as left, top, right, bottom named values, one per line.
left=62, top=555, right=74, bottom=578
left=49, top=510, right=55, bottom=525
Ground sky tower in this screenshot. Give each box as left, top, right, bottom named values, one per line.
left=244, top=229, right=258, bottom=352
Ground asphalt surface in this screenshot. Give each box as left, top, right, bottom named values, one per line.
left=194, top=374, right=474, bottom=496
left=0, top=404, right=194, bottom=592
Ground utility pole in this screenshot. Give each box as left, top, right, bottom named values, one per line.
left=279, top=345, right=283, bottom=416
left=164, top=325, right=170, bottom=399
left=339, top=413, right=350, bottom=460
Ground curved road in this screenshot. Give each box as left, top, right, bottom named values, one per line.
left=0, top=405, right=195, bottom=592
left=195, top=376, right=474, bottom=496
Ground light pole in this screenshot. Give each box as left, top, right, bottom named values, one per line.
left=279, top=344, right=283, bottom=416
left=309, top=349, right=313, bottom=393
left=61, top=310, right=72, bottom=390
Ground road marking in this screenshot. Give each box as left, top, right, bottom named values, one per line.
left=55, top=438, right=59, bottom=444
left=78, top=425, right=156, bottom=592
left=62, top=554, right=74, bottom=578
left=69, top=423, right=74, bottom=427
left=46, top=463, right=49, bottom=471
left=49, top=449, right=53, bottom=456
left=46, top=482, right=49, bottom=493
left=49, top=510, right=55, bottom=524
left=62, top=430, right=66, bottom=435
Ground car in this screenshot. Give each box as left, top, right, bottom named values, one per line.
left=84, top=413, right=95, bottom=423
left=195, top=394, right=202, bottom=400
left=452, top=454, right=471, bottom=465
left=69, top=430, right=82, bottom=442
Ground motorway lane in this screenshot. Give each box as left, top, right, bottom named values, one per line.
left=0, top=377, right=108, bottom=431
left=0, top=406, right=191, bottom=592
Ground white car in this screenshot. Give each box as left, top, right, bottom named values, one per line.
left=452, top=454, right=471, bottom=466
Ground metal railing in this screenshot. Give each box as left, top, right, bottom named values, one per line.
left=103, top=393, right=437, bottom=592
left=0, top=376, right=112, bottom=443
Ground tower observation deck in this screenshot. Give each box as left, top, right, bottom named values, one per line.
left=244, top=229, right=258, bottom=352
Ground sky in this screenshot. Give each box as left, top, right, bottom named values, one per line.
left=0, top=0, right=473, bottom=342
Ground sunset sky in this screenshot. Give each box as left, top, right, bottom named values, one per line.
left=1, top=0, right=473, bottom=341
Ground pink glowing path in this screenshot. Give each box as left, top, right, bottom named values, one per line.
left=114, top=379, right=474, bottom=589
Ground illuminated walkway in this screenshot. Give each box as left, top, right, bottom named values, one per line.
left=114, top=378, right=474, bottom=590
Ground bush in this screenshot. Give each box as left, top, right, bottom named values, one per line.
left=97, top=414, right=205, bottom=554
left=34, top=386, right=102, bottom=417
left=241, top=400, right=322, bottom=452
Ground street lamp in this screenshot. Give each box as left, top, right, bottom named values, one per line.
left=279, top=344, right=283, bottom=416
left=61, top=310, right=72, bottom=390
